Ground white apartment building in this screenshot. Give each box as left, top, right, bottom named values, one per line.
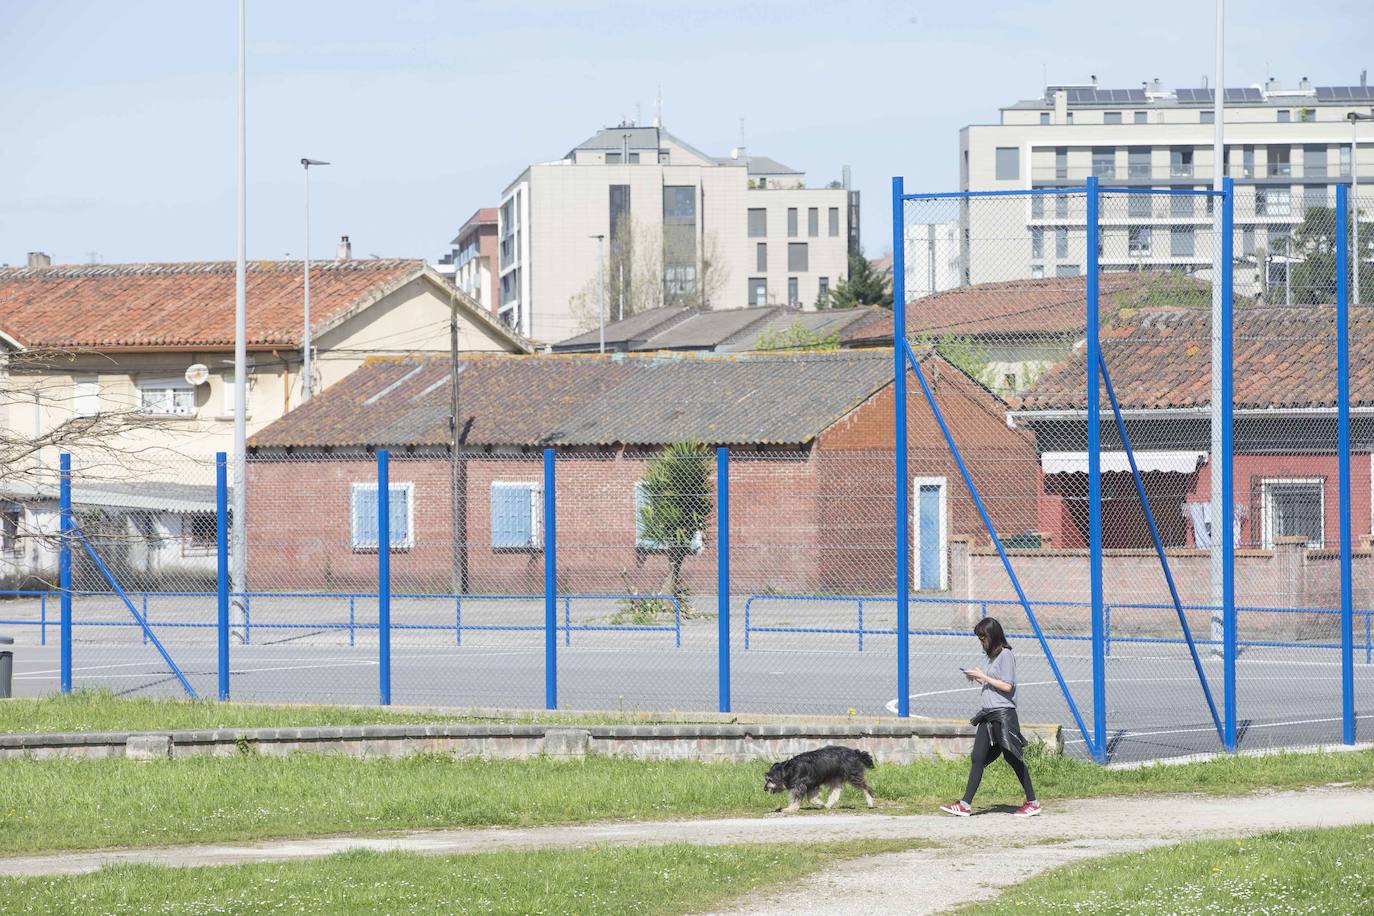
left=496, top=123, right=859, bottom=343
left=959, top=75, right=1374, bottom=291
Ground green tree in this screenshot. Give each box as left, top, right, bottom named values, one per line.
left=925, top=334, right=991, bottom=384
left=827, top=252, right=893, bottom=309
left=637, top=441, right=713, bottom=604
left=1263, top=206, right=1374, bottom=305
left=755, top=322, right=841, bottom=352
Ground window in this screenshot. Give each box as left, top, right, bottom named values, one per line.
left=1003, top=373, right=1018, bottom=391
left=635, top=481, right=702, bottom=553
left=1054, top=147, right=1068, bottom=179
left=1134, top=111, right=1147, bottom=124
left=662, top=186, right=697, bottom=305
left=1030, top=264, right=1045, bottom=279
left=1170, top=226, right=1195, bottom=257
left=1066, top=111, right=1074, bottom=124
left=787, top=242, right=808, bottom=272
left=1128, top=147, right=1151, bottom=179
left=787, top=208, right=798, bottom=237
left=807, top=207, right=819, bottom=237
left=1303, top=144, right=1327, bottom=178
left=1129, top=191, right=1152, bottom=218
left=606, top=152, right=621, bottom=164
left=1200, top=110, right=1215, bottom=124
left=1242, top=145, right=1255, bottom=178
left=756, top=243, right=767, bottom=272
left=658, top=149, right=670, bottom=164
left=351, top=482, right=414, bottom=551
left=628, top=152, right=640, bottom=164
left=74, top=376, right=99, bottom=417
left=1055, top=193, right=1068, bottom=218
left=489, top=481, right=540, bottom=550
left=1277, top=109, right=1291, bottom=123
left=1055, top=228, right=1068, bottom=258
left=1128, top=226, right=1152, bottom=257
left=1031, top=227, right=1044, bottom=258
left=0, top=507, right=19, bottom=555
left=787, top=277, right=799, bottom=305
left=609, top=185, right=631, bottom=289
left=1092, top=147, right=1115, bottom=179
left=1268, top=146, right=1292, bottom=177
left=222, top=373, right=252, bottom=416
left=182, top=513, right=217, bottom=555
left=818, top=277, right=829, bottom=304
left=1261, top=479, right=1323, bottom=548
left=1258, top=187, right=1291, bottom=217
left=1031, top=194, right=1044, bottom=218
left=995, top=147, right=1020, bottom=180
left=749, top=278, right=767, bottom=306
left=1055, top=264, right=1080, bottom=277
left=1299, top=108, right=1315, bottom=123
left=1104, top=111, right=1122, bottom=125
left=1305, top=185, right=1328, bottom=214
left=1341, top=146, right=1353, bottom=177
left=1170, top=147, right=1194, bottom=177
left=747, top=208, right=766, bottom=237
left=1040, top=111, right=1050, bottom=125
left=828, top=207, right=839, bottom=236
left=1239, top=227, right=1254, bottom=257
left=138, top=379, right=195, bottom=416
left=1171, top=192, right=1194, bottom=218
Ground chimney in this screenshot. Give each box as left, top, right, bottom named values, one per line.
left=1054, top=89, right=1068, bottom=123
left=1265, top=76, right=1281, bottom=92
left=1090, top=74, right=1098, bottom=88
left=1299, top=76, right=1312, bottom=91
left=26, top=251, right=51, bottom=268
left=336, top=235, right=351, bottom=260
left=1362, top=69, right=1368, bottom=88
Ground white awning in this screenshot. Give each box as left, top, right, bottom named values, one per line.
left=1041, top=450, right=1207, bottom=475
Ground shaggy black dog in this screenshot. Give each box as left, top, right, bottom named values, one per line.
left=763, top=746, right=876, bottom=813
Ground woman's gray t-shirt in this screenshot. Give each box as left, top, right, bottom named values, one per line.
left=981, top=648, right=1016, bottom=709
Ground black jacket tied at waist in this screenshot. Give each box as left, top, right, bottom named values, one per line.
left=970, top=707, right=1028, bottom=765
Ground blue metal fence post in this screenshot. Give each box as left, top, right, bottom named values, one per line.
left=892, top=175, right=911, bottom=718
left=1337, top=181, right=1355, bottom=744
left=59, top=453, right=72, bottom=694
left=377, top=450, right=391, bottom=706
left=544, top=448, right=557, bottom=709
left=716, top=447, right=731, bottom=713
left=1085, top=176, right=1106, bottom=761
left=1222, top=177, right=1238, bottom=752
left=216, top=452, right=230, bottom=701
left=40, top=594, right=46, bottom=646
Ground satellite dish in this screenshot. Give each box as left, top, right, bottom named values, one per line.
left=185, top=364, right=210, bottom=386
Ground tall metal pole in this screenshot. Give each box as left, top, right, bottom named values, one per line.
left=449, top=285, right=467, bottom=595
left=301, top=157, right=330, bottom=401
left=1336, top=181, right=1354, bottom=743
left=1353, top=116, right=1362, bottom=306
left=1086, top=176, right=1105, bottom=762
left=591, top=234, right=606, bottom=353
left=891, top=176, right=910, bottom=718
left=1208, top=0, right=1227, bottom=652
left=231, top=0, right=248, bottom=640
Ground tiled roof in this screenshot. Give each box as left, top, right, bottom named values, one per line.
left=553, top=306, right=881, bottom=353
left=1014, top=305, right=1374, bottom=412
left=249, top=349, right=920, bottom=450
left=553, top=306, right=695, bottom=351
left=842, top=273, right=1210, bottom=343
left=0, top=259, right=459, bottom=350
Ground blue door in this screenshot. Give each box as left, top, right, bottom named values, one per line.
left=917, top=484, right=942, bottom=590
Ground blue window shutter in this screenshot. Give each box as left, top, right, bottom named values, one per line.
left=490, top=484, right=513, bottom=548
left=492, top=483, right=532, bottom=549
left=389, top=485, right=410, bottom=548
left=353, top=487, right=379, bottom=549
left=514, top=485, right=534, bottom=548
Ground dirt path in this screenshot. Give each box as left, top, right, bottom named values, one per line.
left=2, top=787, right=1372, bottom=914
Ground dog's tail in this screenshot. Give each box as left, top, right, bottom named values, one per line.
left=858, top=750, right=876, bottom=769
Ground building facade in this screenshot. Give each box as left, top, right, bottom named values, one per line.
left=959, top=75, right=1374, bottom=287
left=496, top=123, right=859, bottom=343
left=438, top=208, right=499, bottom=315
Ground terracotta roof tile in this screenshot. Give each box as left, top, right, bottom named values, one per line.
left=0, top=259, right=427, bottom=350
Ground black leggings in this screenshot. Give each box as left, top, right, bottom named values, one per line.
left=962, top=721, right=1036, bottom=804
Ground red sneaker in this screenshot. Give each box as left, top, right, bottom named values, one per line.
left=939, top=800, right=971, bottom=817
left=1013, top=801, right=1042, bottom=818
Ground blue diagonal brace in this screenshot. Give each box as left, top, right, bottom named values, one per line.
left=1098, top=353, right=1224, bottom=745
left=902, top=339, right=1100, bottom=759
left=72, top=525, right=200, bottom=699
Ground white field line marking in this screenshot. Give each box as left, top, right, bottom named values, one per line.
left=1063, top=713, right=1374, bottom=746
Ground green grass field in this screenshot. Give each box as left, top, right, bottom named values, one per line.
left=965, top=824, right=1374, bottom=914
left=0, top=840, right=927, bottom=915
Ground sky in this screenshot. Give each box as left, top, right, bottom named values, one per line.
left=1, top=0, right=1370, bottom=267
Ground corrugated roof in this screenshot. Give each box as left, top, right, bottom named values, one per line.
left=0, top=259, right=529, bottom=352
left=1014, top=305, right=1374, bottom=413
left=554, top=306, right=695, bottom=350
left=249, top=350, right=908, bottom=450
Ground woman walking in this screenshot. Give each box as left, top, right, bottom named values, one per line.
left=940, top=617, right=1041, bottom=818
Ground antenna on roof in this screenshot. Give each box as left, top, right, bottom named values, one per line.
left=654, top=84, right=662, bottom=128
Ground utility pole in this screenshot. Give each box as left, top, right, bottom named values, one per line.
left=301, top=158, right=330, bottom=401
left=590, top=234, right=606, bottom=352
left=449, top=285, right=468, bottom=595
left=231, top=0, right=248, bottom=641
left=1208, top=0, right=1227, bottom=650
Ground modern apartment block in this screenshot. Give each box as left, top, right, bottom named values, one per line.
left=496, top=123, right=859, bottom=343
left=959, top=75, right=1374, bottom=289
left=441, top=208, right=499, bottom=316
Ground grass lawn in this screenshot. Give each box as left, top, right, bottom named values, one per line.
left=963, top=824, right=1374, bottom=914
left=2, top=743, right=1373, bottom=856
left=0, top=840, right=926, bottom=915
left=0, top=691, right=703, bottom=734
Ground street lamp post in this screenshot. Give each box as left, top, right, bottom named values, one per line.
left=590, top=234, right=606, bottom=353
left=1349, top=112, right=1371, bottom=306
left=300, top=158, right=330, bottom=401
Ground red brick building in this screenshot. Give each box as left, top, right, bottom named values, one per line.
left=245, top=349, right=1038, bottom=596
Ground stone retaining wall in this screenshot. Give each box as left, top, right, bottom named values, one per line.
left=0, top=719, right=1062, bottom=763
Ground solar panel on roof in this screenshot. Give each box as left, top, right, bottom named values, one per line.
left=1356, top=87, right=1374, bottom=100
